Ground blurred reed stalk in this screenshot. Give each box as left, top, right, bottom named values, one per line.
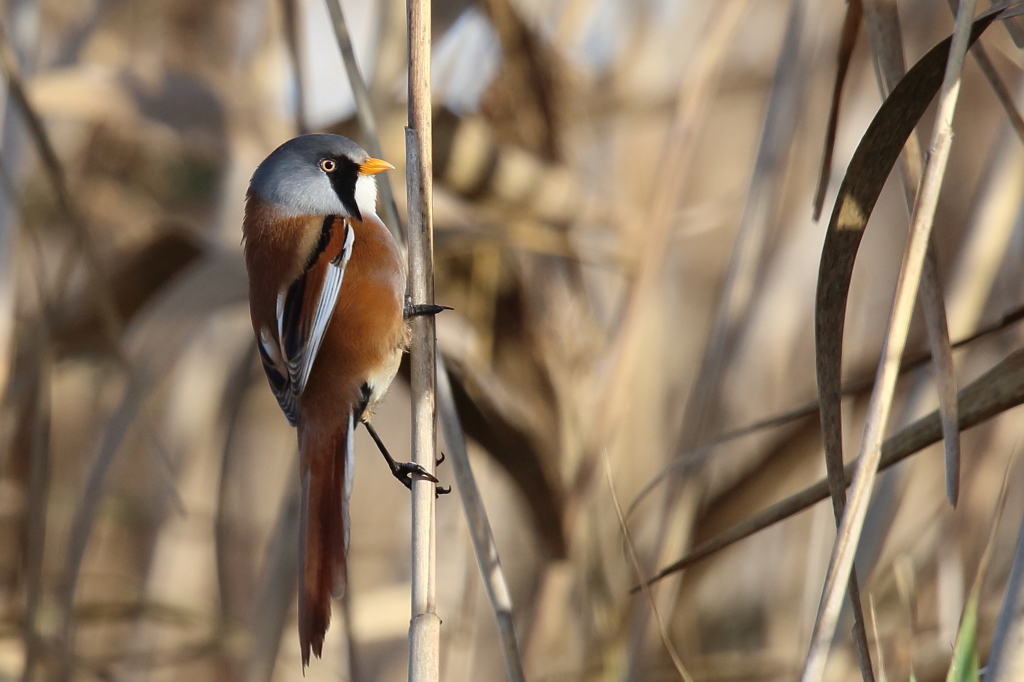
left=436, top=358, right=525, bottom=682
left=406, top=0, right=440, bottom=677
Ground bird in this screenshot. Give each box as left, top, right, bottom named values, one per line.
left=241, top=133, right=447, bottom=666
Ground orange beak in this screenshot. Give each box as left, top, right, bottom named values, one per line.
left=359, top=158, right=395, bottom=175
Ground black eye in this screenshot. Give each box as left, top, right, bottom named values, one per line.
left=319, top=158, right=337, bottom=173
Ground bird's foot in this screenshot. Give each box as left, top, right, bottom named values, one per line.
left=391, top=461, right=451, bottom=497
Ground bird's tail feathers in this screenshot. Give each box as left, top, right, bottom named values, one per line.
left=298, top=412, right=354, bottom=667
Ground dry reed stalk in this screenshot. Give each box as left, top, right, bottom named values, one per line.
left=436, top=359, right=525, bottom=682
left=406, top=0, right=440, bottom=675
left=802, top=2, right=978, bottom=678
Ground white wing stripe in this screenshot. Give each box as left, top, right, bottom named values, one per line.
left=287, top=219, right=356, bottom=399
left=294, top=263, right=343, bottom=391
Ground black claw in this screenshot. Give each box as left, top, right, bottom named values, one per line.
left=392, top=461, right=439, bottom=490
left=436, top=452, right=446, bottom=467
left=435, top=485, right=452, bottom=498
left=405, top=303, right=452, bottom=320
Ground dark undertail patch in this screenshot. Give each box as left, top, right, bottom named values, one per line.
left=356, top=383, right=372, bottom=420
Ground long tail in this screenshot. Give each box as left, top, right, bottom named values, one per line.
left=297, top=412, right=354, bottom=667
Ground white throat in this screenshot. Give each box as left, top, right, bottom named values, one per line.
left=354, top=175, right=379, bottom=219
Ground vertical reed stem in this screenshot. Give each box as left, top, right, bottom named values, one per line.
left=406, top=0, right=439, bottom=676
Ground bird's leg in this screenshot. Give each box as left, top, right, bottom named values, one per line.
left=364, top=421, right=451, bottom=496
left=404, top=296, right=452, bottom=320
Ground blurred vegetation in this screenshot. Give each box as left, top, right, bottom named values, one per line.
left=1, top=0, right=1024, bottom=680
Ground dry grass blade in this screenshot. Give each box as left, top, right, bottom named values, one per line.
left=57, top=375, right=150, bottom=665
left=639, top=346, right=1024, bottom=586
left=603, top=454, right=692, bottom=682
left=805, top=1, right=985, bottom=675
left=671, top=0, right=800, bottom=454
left=439, top=356, right=565, bottom=557
left=600, top=0, right=746, bottom=447
left=1001, top=9, right=1024, bottom=44
left=920, top=251, right=961, bottom=506
left=813, top=0, right=862, bottom=221
left=597, top=0, right=747, bottom=672
left=436, top=357, right=525, bottom=682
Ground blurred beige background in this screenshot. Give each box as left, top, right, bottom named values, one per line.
left=0, top=0, right=1023, bottom=680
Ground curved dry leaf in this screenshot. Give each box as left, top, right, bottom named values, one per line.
left=808, top=6, right=1023, bottom=677
left=812, top=1, right=1024, bottom=604
left=815, top=4, right=982, bottom=531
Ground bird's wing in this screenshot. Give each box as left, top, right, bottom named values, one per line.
left=259, top=216, right=355, bottom=425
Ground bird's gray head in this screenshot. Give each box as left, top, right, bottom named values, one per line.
left=248, top=133, right=393, bottom=221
